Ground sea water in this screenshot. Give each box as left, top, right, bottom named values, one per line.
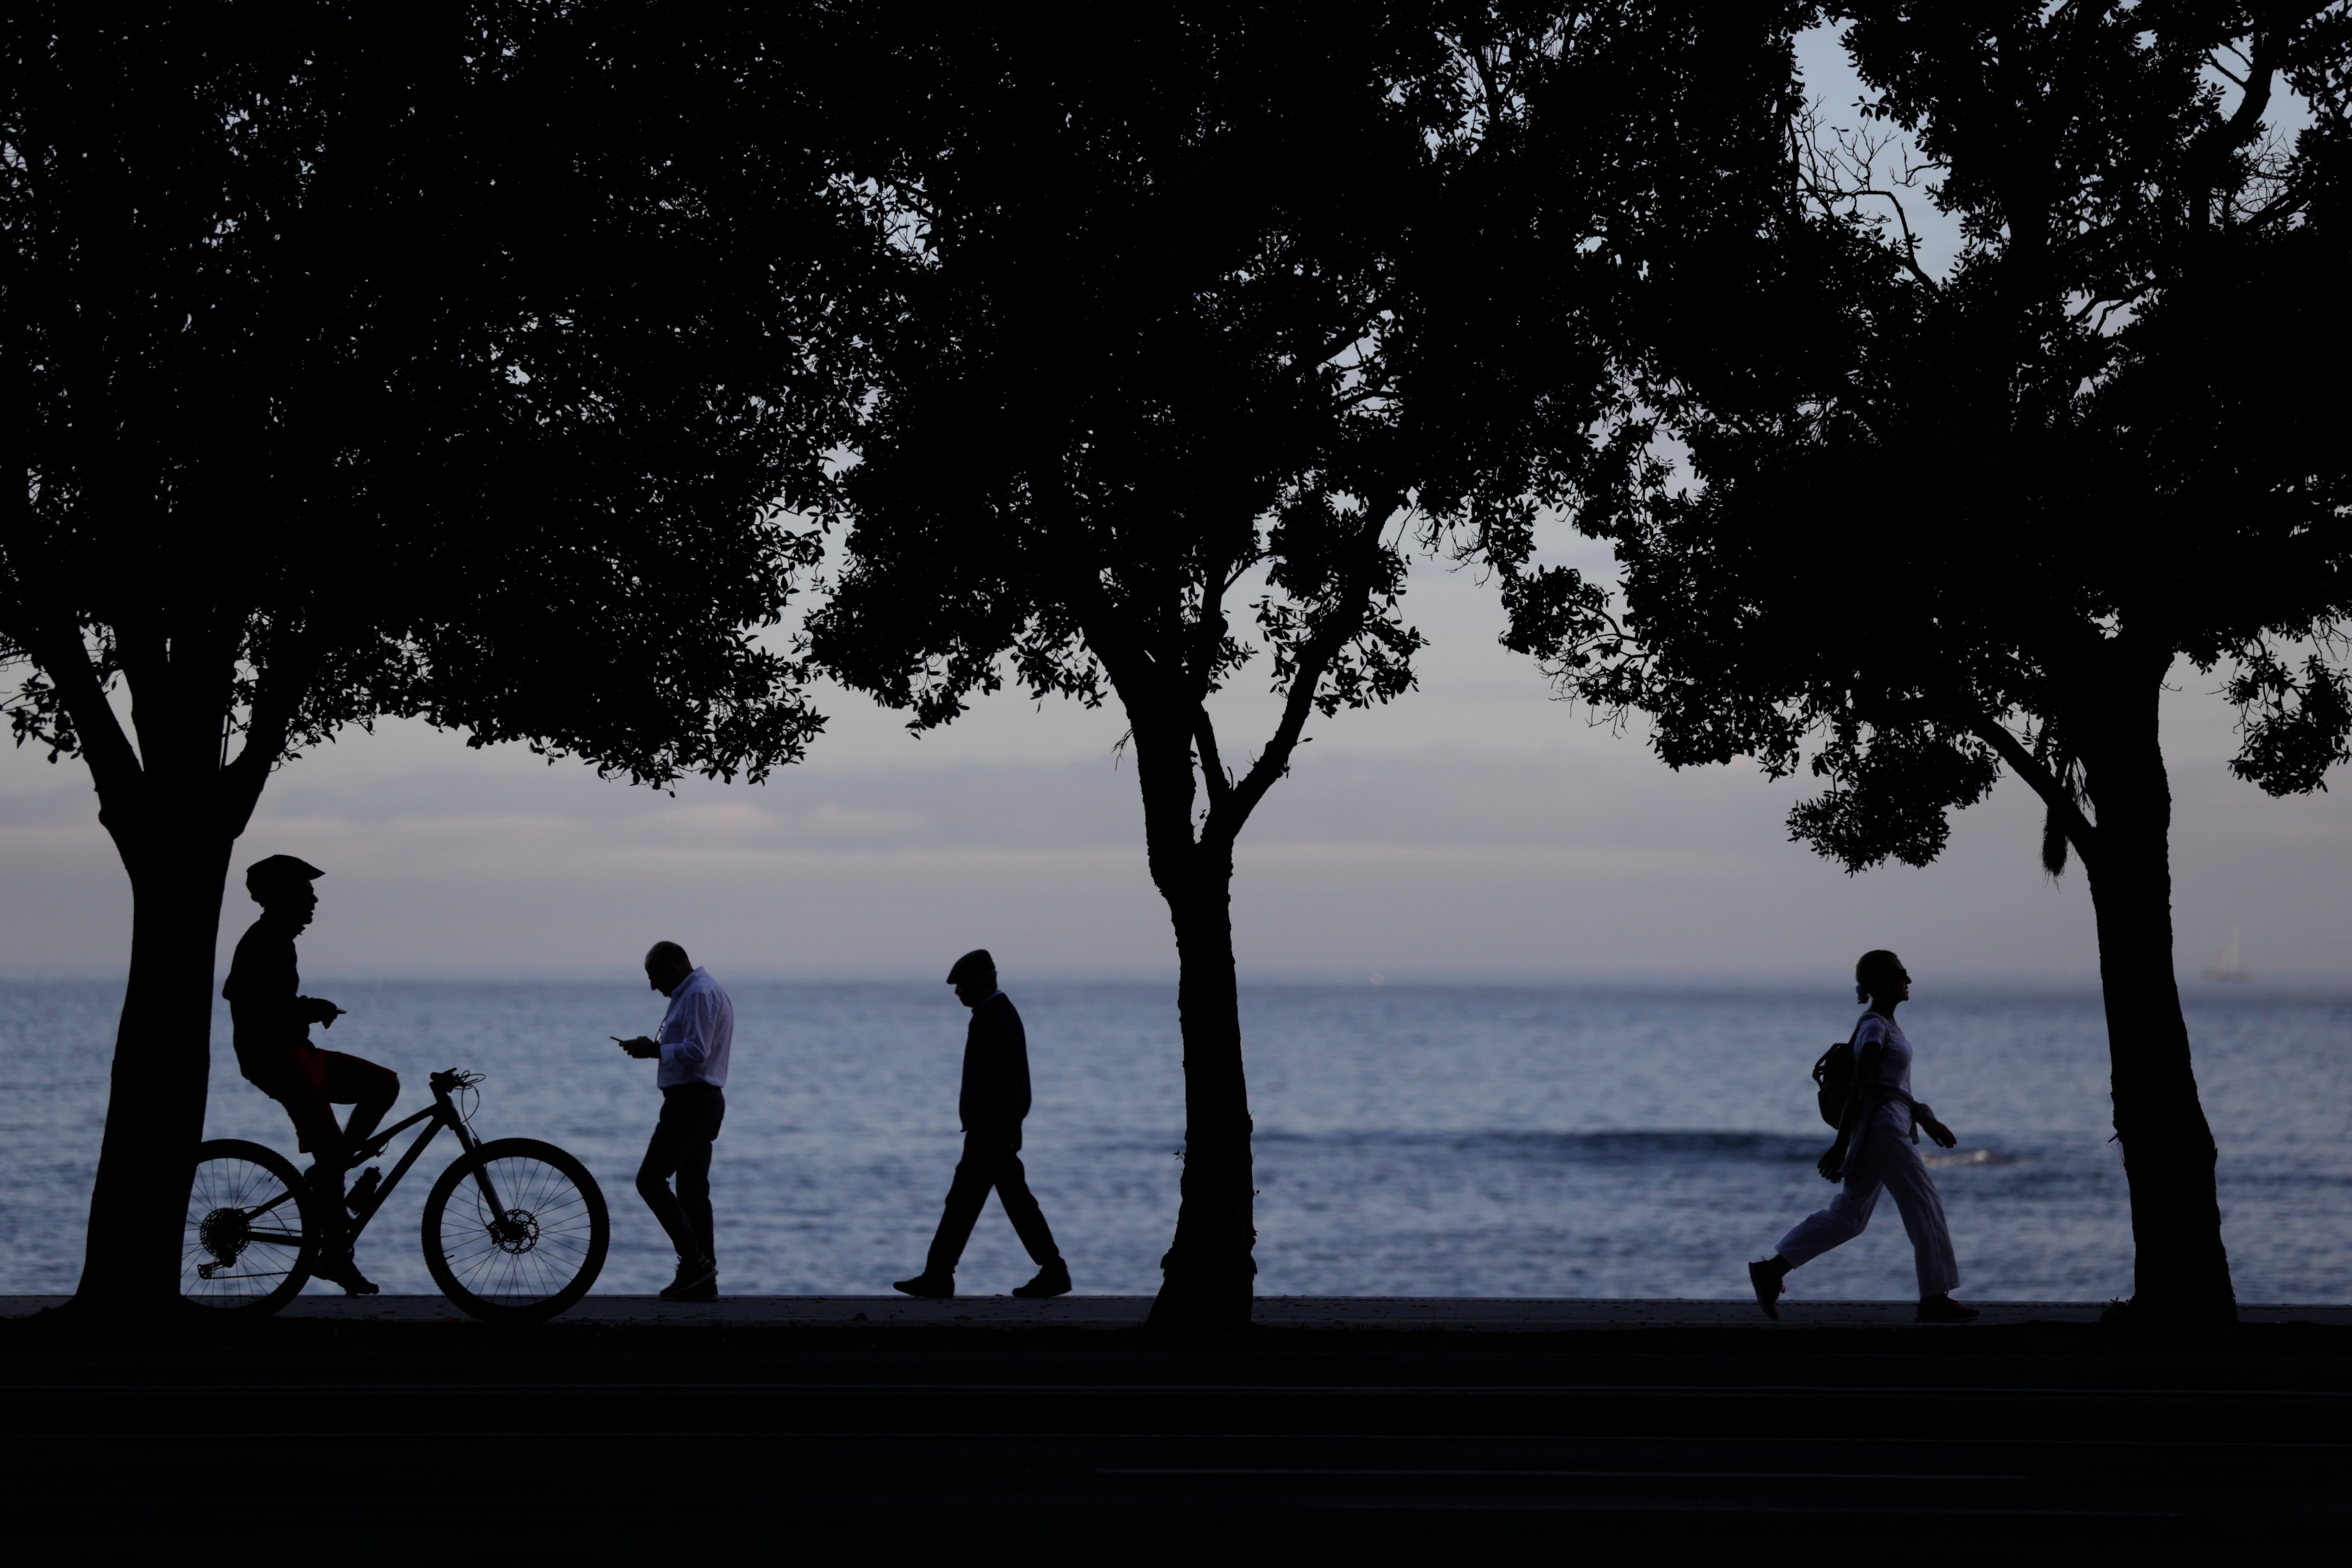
left=0, top=980, right=2345, bottom=1302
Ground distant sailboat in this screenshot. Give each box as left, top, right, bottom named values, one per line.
left=2204, top=925, right=2254, bottom=983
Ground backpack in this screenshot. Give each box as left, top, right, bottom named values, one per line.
left=1811, top=1018, right=1868, bottom=1128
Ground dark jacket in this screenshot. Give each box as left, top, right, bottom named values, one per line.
left=958, top=991, right=1032, bottom=1141
left=221, top=915, right=326, bottom=1083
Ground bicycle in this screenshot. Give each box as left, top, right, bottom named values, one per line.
left=182, top=1067, right=611, bottom=1321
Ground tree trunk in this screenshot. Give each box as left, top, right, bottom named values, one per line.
left=1145, top=844, right=1257, bottom=1329
left=69, top=801, right=240, bottom=1316
left=2079, top=685, right=2238, bottom=1324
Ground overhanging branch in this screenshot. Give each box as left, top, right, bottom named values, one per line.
left=1961, top=708, right=2103, bottom=875
left=1, top=610, right=145, bottom=800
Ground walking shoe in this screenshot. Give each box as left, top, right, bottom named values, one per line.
left=1011, top=1260, right=1072, bottom=1299
left=892, top=1273, right=954, bottom=1299
left=1748, top=1259, right=1784, bottom=1321
left=659, top=1256, right=718, bottom=1301
left=1915, top=1295, right=1979, bottom=1323
left=312, top=1253, right=379, bottom=1297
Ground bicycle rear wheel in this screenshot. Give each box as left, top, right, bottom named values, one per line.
left=183, top=1139, right=319, bottom=1315
left=422, top=1137, right=608, bottom=1321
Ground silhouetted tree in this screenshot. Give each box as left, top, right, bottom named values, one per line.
left=0, top=3, right=872, bottom=1313
left=806, top=2, right=1804, bottom=1325
left=1508, top=2, right=2352, bottom=1321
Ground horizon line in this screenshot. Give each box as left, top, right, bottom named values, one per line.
left=6, top=966, right=2350, bottom=994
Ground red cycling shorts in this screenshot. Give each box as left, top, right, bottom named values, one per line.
left=248, top=1046, right=399, bottom=1155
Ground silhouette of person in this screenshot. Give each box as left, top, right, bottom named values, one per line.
left=221, top=854, right=398, bottom=1296
left=613, top=941, right=732, bottom=1301
left=895, top=949, right=1070, bottom=1299
left=1749, top=950, right=1978, bottom=1323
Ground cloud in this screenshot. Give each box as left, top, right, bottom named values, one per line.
left=2, top=547, right=2344, bottom=983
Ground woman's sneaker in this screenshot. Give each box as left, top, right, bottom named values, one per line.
left=1915, top=1295, right=1980, bottom=1323
left=1747, top=1259, right=1784, bottom=1320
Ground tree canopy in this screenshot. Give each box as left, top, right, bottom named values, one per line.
left=1507, top=0, right=2352, bottom=1319
left=0, top=0, right=877, bottom=1307
left=2, top=2, right=867, bottom=798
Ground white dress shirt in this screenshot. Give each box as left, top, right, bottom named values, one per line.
left=655, top=967, right=733, bottom=1089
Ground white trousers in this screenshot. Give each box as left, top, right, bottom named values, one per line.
left=1776, top=1115, right=1959, bottom=1297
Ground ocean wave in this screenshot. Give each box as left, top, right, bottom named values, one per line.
left=1247, top=1128, right=1827, bottom=1162
left=1921, top=1147, right=2034, bottom=1169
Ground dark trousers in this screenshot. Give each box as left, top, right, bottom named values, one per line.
left=924, top=1132, right=1061, bottom=1277
left=638, top=1082, right=725, bottom=1264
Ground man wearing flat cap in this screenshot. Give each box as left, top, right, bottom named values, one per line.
left=222, top=854, right=399, bottom=1295
left=894, top=949, right=1070, bottom=1298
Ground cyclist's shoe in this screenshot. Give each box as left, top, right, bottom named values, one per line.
left=312, top=1253, right=379, bottom=1297
left=659, top=1256, right=718, bottom=1302
left=892, top=1273, right=954, bottom=1299
left=1011, top=1259, right=1072, bottom=1299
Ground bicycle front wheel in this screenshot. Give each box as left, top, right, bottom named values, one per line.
left=422, top=1137, right=608, bottom=1321
left=183, top=1139, right=319, bottom=1315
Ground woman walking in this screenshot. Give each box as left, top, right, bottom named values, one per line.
left=1749, top=950, right=1979, bottom=1323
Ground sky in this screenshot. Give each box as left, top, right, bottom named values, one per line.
left=3, top=27, right=2344, bottom=988
left=4, top=531, right=2345, bottom=985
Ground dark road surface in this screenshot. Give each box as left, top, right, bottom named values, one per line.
left=5, top=1324, right=2345, bottom=1561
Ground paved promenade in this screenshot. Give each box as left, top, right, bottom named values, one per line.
left=6, top=1293, right=2349, bottom=1328
left=7, top=1292, right=2346, bottom=1558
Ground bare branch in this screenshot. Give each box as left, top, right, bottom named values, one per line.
left=1193, top=706, right=1232, bottom=814
left=1213, top=494, right=1403, bottom=840
left=3, top=613, right=144, bottom=798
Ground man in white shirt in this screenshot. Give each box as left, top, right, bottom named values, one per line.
left=614, top=940, right=733, bottom=1301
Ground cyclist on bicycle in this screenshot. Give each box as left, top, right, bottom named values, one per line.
left=222, top=854, right=398, bottom=1296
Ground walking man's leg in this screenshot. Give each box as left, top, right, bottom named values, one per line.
left=995, top=1151, right=1072, bottom=1298
left=899, top=1139, right=1069, bottom=1298
left=914, top=1140, right=999, bottom=1286
left=993, top=1153, right=1058, bottom=1264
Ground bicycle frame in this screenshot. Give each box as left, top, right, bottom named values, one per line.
left=340, top=1069, right=503, bottom=1247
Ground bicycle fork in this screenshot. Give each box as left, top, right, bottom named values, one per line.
left=450, top=1102, right=518, bottom=1236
